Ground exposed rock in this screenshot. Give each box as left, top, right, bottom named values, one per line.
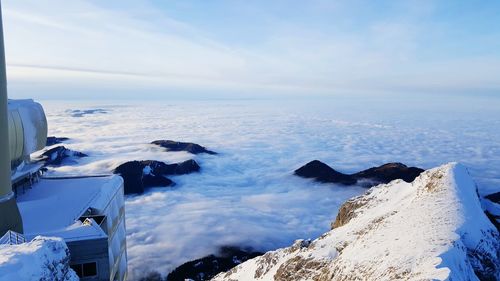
left=331, top=195, right=370, bottom=229
left=113, top=160, right=199, bottom=195
left=39, top=146, right=87, bottom=166
left=294, top=160, right=424, bottom=187
left=485, top=211, right=500, bottom=231
left=274, top=256, right=328, bottom=281
left=253, top=252, right=280, bottom=279
left=483, top=191, right=500, bottom=231
left=166, top=246, right=263, bottom=281
left=142, top=175, right=174, bottom=189
left=139, top=159, right=201, bottom=175
left=151, top=140, right=217, bottom=155
left=214, top=163, right=500, bottom=281
left=353, top=162, right=424, bottom=184
left=294, top=160, right=357, bottom=185
left=66, top=108, right=108, bottom=117
left=113, top=161, right=145, bottom=194
left=46, top=136, right=70, bottom=146
left=485, top=191, right=500, bottom=204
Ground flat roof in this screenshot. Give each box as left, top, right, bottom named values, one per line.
left=17, top=175, right=123, bottom=241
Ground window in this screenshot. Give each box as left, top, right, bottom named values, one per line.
left=71, top=262, right=98, bottom=278
left=83, top=262, right=98, bottom=277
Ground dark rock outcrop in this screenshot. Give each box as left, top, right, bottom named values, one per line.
left=167, top=246, right=263, bottom=281
left=294, top=160, right=357, bottom=185
left=353, top=163, right=424, bottom=184
left=139, top=159, right=201, bottom=175
left=484, top=192, right=500, bottom=231
left=46, top=136, right=70, bottom=146
left=66, top=108, right=108, bottom=117
left=40, top=146, right=87, bottom=166
left=113, top=160, right=200, bottom=195
left=142, top=175, right=174, bottom=189
left=295, top=161, right=424, bottom=187
left=151, top=140, right=217, bottom=155
left=484, top=211, right=500, bottom=231
left=485, top=192, right=500, bottom=204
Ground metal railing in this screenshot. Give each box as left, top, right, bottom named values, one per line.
left=0, top=230, right=26, bottom=245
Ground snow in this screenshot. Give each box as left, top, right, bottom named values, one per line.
left=143, top=165, right=152, bottom=175
left=17, top=175, right=122, bottom=241
left=38, top=97, right=500, bottom=279
left=0, top=236, right=78, bottom=281
left=11, top=162, right=43, bottom=183
left=213, top=163, right=500, bottom=280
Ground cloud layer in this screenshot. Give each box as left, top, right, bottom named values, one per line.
left=40, top=96, right=500, bottom=279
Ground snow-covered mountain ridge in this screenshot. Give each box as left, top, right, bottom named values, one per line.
left=213, top=163, right=499, bottom=281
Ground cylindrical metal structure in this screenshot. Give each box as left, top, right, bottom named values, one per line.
left=0, top=1, right=23, bottom=235
left=8, top=100, right=48, bottom=168
left=8, top=108, right=24, bottom=165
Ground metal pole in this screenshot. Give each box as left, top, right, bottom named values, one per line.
left=0, top=0, right=23, bottom=235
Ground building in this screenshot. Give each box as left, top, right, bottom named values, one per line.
left=3, top=94, right=128, bottom=281
left=17, top=176, right=128, bottom=281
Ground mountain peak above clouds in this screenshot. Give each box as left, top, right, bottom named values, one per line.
left=214, top=163, right=500, bottom=281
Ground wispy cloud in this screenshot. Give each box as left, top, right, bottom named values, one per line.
left=3, top=0, right=500, bottom=99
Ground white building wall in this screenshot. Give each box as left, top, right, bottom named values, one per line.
left=101, top=178, right=127, bottom=281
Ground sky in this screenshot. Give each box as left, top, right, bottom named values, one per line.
left=2, top=0, right=500, bottom=99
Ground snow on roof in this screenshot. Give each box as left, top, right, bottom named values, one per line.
left=50, top=220, right=107, bottom=242
left=17, top=175, right=123, bottom=241
left=11, top=162, right=43, bottom=183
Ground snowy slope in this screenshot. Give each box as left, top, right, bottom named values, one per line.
left=213, top=163, right=500, bottom=281
left=0, top=236, right=78, bottom=281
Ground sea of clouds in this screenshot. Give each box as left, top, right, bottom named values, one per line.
left=39, top=95, right=500, bottom=280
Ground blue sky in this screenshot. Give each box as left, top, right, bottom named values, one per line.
left=3, top=0, right=500, bottom=99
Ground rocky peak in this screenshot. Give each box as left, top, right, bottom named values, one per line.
left=214, top=163, right=500, bottom=281
left=294, top=160, right=424, bottom=187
